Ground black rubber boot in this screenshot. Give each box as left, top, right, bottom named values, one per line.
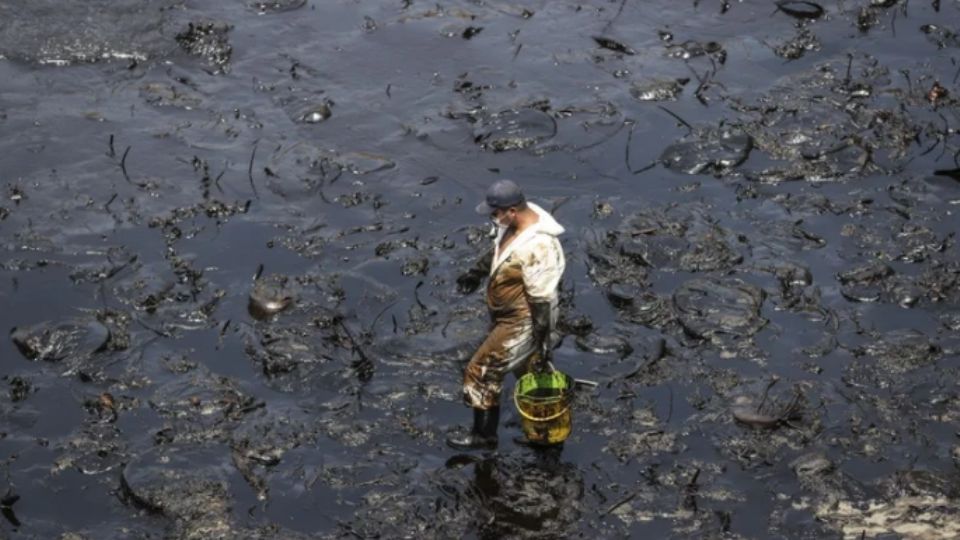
left=446, top=407, right=499, bottom=450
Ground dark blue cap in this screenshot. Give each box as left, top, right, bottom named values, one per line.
left=475, top=179, right=525, bottom=214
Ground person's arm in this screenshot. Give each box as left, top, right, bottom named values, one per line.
left=456, top=248, right=493, bottom=294
left=521, top=238, right=565, bottom=366
left=529, top=300, right=554, bottom=365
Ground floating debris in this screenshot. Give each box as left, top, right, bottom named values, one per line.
left=928, top=81, right=949, bottom=104
left=665, top=40, right=724, bottom=61
left=462, top=26, right=483, bottom=39
left=660, top=128, right=753, bottom=175
left=140, top=82, right=202, bottom=109
left=921, top=24, right=960, bottom=49
left=297, top=101, right=333, bottom=124
left=10, top=319, right=110, bottom=363
left=230, top=407, right=317, bottom=500
left=592, top=36, right=635, bottom=55
left=730, top=381, right=805, bottom=430
left=248, top=274, right=296, bottom=320
left=7, top=376, right=32, bottom=402
left=247, top=0, right=307, bottom=13
left=775, top=0, right=825, bottom=20
left=340, top=151, right=396, bottom=175
left=574, top=333, right=633, bottom=358
left=150, top=369, right=260, bottom=444
left=175, top=22, right=233, bottom=73
left=473, top=108, right=557, bottom=152
left=0, top=0, right=165, bottom=65
left=673, top=277, right=766, bottom=347
left=121, top=445, right=234, bottom=538
left=856, top=329, right=941, bottom=374
left=629, top=78, right=689, bottom=102
left=771, top=29, right=821, bottom=60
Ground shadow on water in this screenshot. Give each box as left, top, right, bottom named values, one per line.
left=445, top=448, right=583, bottom=540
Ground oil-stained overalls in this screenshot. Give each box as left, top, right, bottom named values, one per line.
left=462, top=202, right=566, bottom=410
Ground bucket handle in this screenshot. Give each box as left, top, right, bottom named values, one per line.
left=513, top=392, right=571, bottom=422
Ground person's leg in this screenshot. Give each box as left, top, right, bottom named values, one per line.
left=445, top=405, right=500, bottom=450
left=447, top=324, right=517, bottom=450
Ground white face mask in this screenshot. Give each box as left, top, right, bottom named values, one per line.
left=490, top=213, right=510, bottom=236
left=489, top=219, right=502, bottom=237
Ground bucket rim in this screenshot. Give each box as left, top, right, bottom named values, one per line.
left=513, top=369, right=574, bottom=423
left=515, top=370, right=574, bottom=393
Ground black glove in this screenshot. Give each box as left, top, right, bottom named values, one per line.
left=529, top=300, right=554, bottom=368
left=456, top=269, right=484, bottom=295
left=456, top=249, right=493, bottom=295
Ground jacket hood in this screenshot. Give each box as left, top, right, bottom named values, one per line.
left=529, top=202, right=565, bottom=237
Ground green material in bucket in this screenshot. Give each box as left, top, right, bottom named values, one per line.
left=514, top=370, right=573, bottom=446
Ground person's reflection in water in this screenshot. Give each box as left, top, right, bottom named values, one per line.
left=448, top=448, right=583, bottom=539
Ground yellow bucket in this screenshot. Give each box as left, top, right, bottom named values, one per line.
left=513, top=370, right=573, bottom=445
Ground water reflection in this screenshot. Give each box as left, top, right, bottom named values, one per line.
left=448, top=448, right=583, bottom=539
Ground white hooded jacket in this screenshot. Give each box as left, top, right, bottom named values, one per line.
left=489, top=202, right=566, bottom=303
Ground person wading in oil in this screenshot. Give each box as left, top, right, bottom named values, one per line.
left=447, top=179, right=566, bottom=450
